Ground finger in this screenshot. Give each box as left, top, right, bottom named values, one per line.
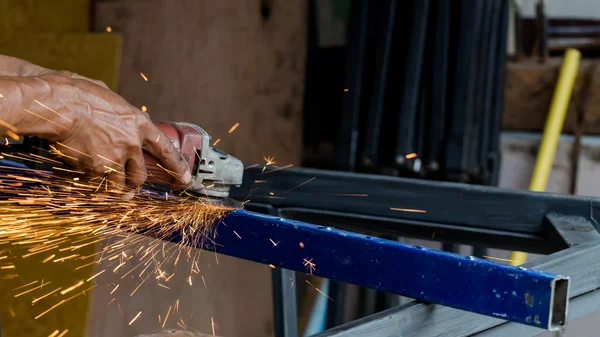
left=141, top=120, right=192, bottom=185
left=99, top=157, right=128, bottom=195
left=122, top=190, right=136, bottom=201
left=125, top=151, right=148, bottom=188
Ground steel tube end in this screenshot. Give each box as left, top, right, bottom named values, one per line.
left=548, top=276, right=569, bottom=330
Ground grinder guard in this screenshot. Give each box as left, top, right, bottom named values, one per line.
left=144, top=122, right=243, bottom=198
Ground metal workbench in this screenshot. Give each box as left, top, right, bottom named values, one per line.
left=227, top=166, right=600, bottom=337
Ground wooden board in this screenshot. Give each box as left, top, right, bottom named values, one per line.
left=93, top=1, right=307, bottom=336
left=0, top=0, right=90, bottom=34
left=503, top=59, right=600, bottom=134
left=94, top=0, right=306, bottom=166
left=0, top=33, right=122, bottom=91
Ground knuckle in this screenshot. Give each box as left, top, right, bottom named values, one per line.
left=160, top=142, right=177, bottom=158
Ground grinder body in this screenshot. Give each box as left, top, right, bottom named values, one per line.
left=143, top=122, right=243, bottom=198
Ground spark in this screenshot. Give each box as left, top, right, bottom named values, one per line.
left=162, top=305, right=172, bottom=328
left=188, top=275, right=193, bottom=286
left=129, top=311, right=142, bottom=325
left=141, top=106, right=148, bottom=112
left=320, top=193, right=368, bottom=197
left=257, top=164, right=294, bottom=176
left=212, top=317, right=217, bottom=335
left=305, top=280, right=334, bottom=301
left=303, top=258, right=316, bottom=274
left=34, top=100, right=73, bottom=122
left=56, top=142, right=92, bottom=158
left=344, top=88, right=349, bottom=92
left=12, top=280, right=38, bottom=291
left=483, top=256, right=514, bottom=263
left=0, top=152, right=232, bottom=327
left=57, top=330, right=69, bottom=337
left=140, top=72, right=148, bottom=81
left=24, top=109, right=70, bottom=130
left=86, top=270, right=105, bottom=282
left=269, top=264, right=275, bottom=269
left=6, top=130, right=19, bottom=140
left=233, top=230, right=241, bottom=239
left=299, top=242, right=305, bottom=248
left=48, top=330, right=60, bottom=337
left=60, top=281, right=84, bottom=295
left=405, top=152, right=418, bottom=159
left=35, top=300, right=66, bottom=319
left=15, top=281, right=51, bottom=297
left=97, top=154, right=124, bottom=168
left=390, top=207, right=426, bottom=213
left=106, top=26, right=112, bottom=32
left=228, top=122, right=240, bottom=134
left=269, top=238, right=279, bottom=246
left=32, top=287, right=62, bottom=304
left=286, top=177, right=316, bottom=193
left=0, top=118, right=16, bottom=132
left=263, top=155, right=276, bottom=166
left=213, top=139, right=221, bottom=146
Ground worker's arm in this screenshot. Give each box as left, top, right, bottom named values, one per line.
left=0, top=54, right=111, bottom=88
left=0, top=54, right=48, bottom=77
left=0, top=72, right=192, bottom=193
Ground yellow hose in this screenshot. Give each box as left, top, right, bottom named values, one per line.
left=509, top=48, right=581, bottom=266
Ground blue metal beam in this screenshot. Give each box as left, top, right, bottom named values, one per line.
left=180, top=209, right=568, bottom=331
left=0, top=160, right=569, bottom=330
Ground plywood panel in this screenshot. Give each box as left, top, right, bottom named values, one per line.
left=0, top=0, right=90, bottom=34
left=95, top=0, right=306, bottom=166
left=0, top=33, right=123, bottom=91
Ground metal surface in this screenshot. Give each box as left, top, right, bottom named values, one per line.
left=394, top=0, right=429, bottom=169
left=313, top=240, right=600, bottom=337
left=265, top=205, right=298, bottom=337
left=543, top=213, right=600, bottom=248
left=180, top=209, right=569, bottom=330
left=233, top=166, right=600, bottom=243
left=473, top=288, right=600, bottom=337
left=487, top=0, right=509, bottom=186
left=425, top=0, right=450, bottom=173
left=272, top=267, right=298, bottom=337
left=361, top=0, right=397, bottom=170
left=335, top=0, right=369, bottom=171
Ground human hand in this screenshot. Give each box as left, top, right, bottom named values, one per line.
left=1, top=72, right=191, bottom=196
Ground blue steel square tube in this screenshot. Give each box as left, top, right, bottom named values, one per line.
left=184, top=209, right=568, bottom=331
left=0, top=160, right=568, bottom=330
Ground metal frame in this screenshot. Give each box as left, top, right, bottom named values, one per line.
left=3, top=161, right=600, bottom=336
left=229, top=166, right=600, bottom=336
left=179, top=207, right=567, bottom=330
